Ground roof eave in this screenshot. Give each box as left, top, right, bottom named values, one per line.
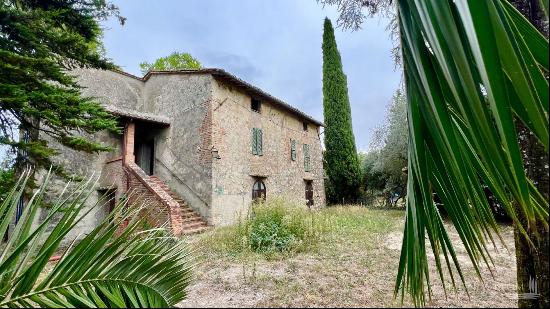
left=116, top=68, right=324, bottom=127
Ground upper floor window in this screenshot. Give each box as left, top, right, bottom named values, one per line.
left=290, top=139, right=297, bottom=161
left=303, top=144, right=311, bottom=172
left=252, top=128, right=263, bottom=156
left=251, top=98, right=261, bottom=113
left=303, top=122, right=308, bottom=131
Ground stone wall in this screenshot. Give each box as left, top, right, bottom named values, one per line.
left=141, top=73, right=214, bottom=222
left=34, top=129, right=122, bottom=243
left=73, top=68, right=144, bottom=111
left=210, top=78, right=326, bottom=226
left=31, top=69, right=136, bottom=242
left=30, top=69, right=325, bottom=235
left=125, top=163, right=183, bottom=235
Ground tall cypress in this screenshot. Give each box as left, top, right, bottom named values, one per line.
left=322, top=17, right=361, bottom=204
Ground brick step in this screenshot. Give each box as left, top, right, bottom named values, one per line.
left=179, top=209, right=200, bottom=216
left=181, top=216, right=204, bottom=224
left=150, top=175, right=209, bottom=236
left=181, top=216, right=202, bottom=223
left=183, top=220, right=204, bottom=227
left=180, top=211, right=200, bottom=218
left=181, top=225, right=210, bottom=235
left=181, top=220, right=207, bottom=229
left=179, top=207, right=196, bottom=213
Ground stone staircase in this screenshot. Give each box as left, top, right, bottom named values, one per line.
left=149, top=175, right=209, bottom=235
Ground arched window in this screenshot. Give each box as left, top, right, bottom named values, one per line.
left=252, top=180, right=266, bottom=201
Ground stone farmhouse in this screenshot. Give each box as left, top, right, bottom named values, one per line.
left=42, top=68, right=326, bottom=236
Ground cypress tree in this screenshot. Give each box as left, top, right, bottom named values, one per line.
left=322, top=17, right=361, bottom=204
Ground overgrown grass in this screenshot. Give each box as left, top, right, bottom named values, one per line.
left=181, top=205, right=518, bottom=308
left=198, top=198, right=331, bottom=259
left=196, top=199, right=404, bottom=261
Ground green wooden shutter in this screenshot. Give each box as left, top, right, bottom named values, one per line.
left=303, top=144, right=310, bottom=171
left=257, top=128, right=263, bottom=156
left=291, top=139, right=296, bottom=161
left=308, top=145, right=311, bottom=171
left=252, top=128, right=258, bottom=155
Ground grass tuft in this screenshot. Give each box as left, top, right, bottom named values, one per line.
left=196, top=199, right=406, bottom=262
left=199, top=198, right=334, bottom=259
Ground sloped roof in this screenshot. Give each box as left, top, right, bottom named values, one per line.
left=104, top=104, right=170, bottom=125
left=115, top=68, right=324, bottom=127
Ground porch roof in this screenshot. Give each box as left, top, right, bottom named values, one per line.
left=104, top=105, right=170, bottom=125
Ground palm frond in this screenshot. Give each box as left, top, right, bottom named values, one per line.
left=0, top=169, right=193, bottom=308
left=395, top=0, right=549, bottom=306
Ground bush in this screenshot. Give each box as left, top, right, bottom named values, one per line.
left=206, top=198, right=325, bottom=257
left=247, top=200, right=311, bottom=253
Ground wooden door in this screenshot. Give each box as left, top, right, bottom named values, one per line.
left=305, top=181, right=314, bottom=208
left=135, top=139, right=154, bottom=175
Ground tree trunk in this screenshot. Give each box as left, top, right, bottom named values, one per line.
left=514, top=124, right=549, bottom=308
left=508, top=1, right=549, bottom=307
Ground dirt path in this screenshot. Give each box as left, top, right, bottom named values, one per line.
left=177, top=212, right=518, bottom=308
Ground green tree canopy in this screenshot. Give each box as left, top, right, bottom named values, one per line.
left=0, top=0, right=123, bottom=173
left=396, top=0, right=548, bottom=305
left=139, top=52, right=202, bottom=74
left=322, top=17, right=361, bottom=204
left=321, top=0, right=549, bottom=306
left=363, top=89, right=408, bottom=206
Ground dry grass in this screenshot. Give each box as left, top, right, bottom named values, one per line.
left=178, top=206, right=517, bottom=308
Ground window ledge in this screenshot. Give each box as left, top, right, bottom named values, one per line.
left=249, top=173, right=268, bottom=178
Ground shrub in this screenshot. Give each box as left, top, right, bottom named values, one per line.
left=206, top=198, right=326, bottom=257
left=247, top=200, right=311, bottom=253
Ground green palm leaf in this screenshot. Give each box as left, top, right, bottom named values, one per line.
left=395, top=0, right=548, bottom=306
left=0, top=169, right=193, bottom=308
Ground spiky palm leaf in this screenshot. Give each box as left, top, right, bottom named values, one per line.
left=0, top=170, right=193, bottom=307
left=395, top=0, right=548, bottom=306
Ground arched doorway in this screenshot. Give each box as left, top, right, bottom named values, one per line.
left=252, top=179, right=266, bottom=201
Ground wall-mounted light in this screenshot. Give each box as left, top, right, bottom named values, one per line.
left=211, top=146, right=221, bottom=159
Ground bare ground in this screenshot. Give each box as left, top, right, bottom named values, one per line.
left=177, top=209, right=517, bottom=308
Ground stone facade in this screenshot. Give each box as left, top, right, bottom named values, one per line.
left=36, top=68, right=325, bottom=236
left=210, top=79, right=325, bottom=225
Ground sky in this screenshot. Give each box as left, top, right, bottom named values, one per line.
left=100, top=0, right=401, bottom=151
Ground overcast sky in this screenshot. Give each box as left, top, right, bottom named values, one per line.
left=100, top=0, right=401, bottom=151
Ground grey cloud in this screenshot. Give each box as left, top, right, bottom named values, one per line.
left=201, top=52, right=264, bottom=81
left=101, top=0, right=400, bottom=151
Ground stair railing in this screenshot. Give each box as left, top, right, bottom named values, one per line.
left=154, top=157, right=210, bottom=207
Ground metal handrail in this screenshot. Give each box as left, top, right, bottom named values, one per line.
left=154, top=157, right=210, bottom=206
left=163, top=144, right=211, bottom=179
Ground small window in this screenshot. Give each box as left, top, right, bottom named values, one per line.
left=303, top=144, right=311, bottom=172
left=290, top=139, right=297, bottom=161
left=303, top=122, right=308, bottom=131
left=251, top=128, right=263, bottom=156
left=252, top=179, right=266, bottom=201
left=251, top=98, right=261, bottom=113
